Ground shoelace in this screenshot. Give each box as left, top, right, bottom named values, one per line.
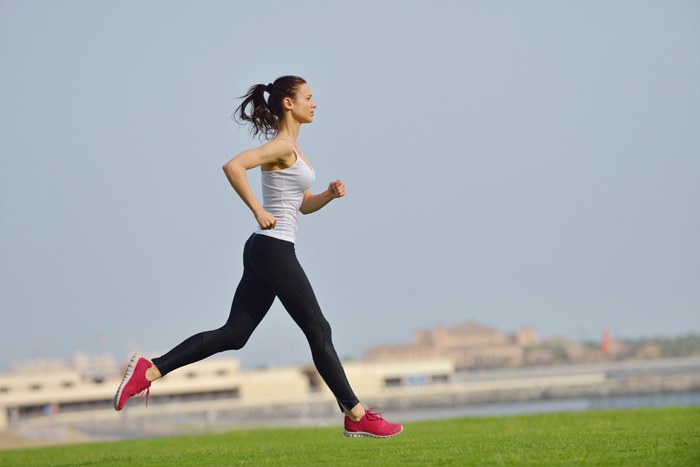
left=138, top=387, right=150, bottom=407
left=364, top=407, right=384, bottom=421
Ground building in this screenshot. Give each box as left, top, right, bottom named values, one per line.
left=363, top=321, right=537, bottom=370
left=0, top=354, right=454, bottom=430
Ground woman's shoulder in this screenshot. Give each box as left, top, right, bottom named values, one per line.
left=259, top=138, right=295, bottom=158
left=259, top=138, right=297, bottom=170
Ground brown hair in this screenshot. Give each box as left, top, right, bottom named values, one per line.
left=234, top=75, right=307, bottom=139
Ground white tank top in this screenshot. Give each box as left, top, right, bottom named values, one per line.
left=255, top=148, right=316, bottom=243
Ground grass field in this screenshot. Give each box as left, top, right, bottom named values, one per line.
left=1, top=407, right=698, bottom=466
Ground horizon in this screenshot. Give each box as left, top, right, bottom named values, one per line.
left=3, top=319, right=697, bottom=374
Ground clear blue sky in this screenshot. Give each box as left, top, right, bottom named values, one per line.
left=1, top=1, right=698, bottom=371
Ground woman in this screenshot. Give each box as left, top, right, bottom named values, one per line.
left=113, top=75, right=403, bottom=438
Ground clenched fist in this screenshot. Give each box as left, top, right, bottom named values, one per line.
left=328, top=180, right=346, bottom=199
left=255, top=209, right=277, bottom=230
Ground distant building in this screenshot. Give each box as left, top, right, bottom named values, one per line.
left=363, top=321, right=537, bottom=370
left=0, top=355, right=454, bottom=430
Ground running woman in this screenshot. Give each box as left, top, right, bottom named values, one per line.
left=113, top=75, right=403, bottom=438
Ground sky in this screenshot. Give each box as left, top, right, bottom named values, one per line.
left=1, top=1, right=698, bottom=372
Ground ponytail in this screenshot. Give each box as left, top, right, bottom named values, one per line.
left=234, top=75, right=307, bottom=139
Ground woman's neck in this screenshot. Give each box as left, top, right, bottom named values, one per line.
left=276, top=117, right=301, bottom=144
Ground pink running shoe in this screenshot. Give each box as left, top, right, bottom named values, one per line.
left=113, top=353, right=152, bottom=411
left=343, top=407, right=403, bottom=438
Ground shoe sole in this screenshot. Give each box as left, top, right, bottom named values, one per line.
left=343, top=426, right=403, bottom=438
left=113, top=353, right=139, bottom=411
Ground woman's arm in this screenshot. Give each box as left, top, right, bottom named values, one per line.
left=299, top=180, right=346, bottom=215
left=222, top=140, right=293, bottom=229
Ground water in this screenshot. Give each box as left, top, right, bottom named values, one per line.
left=393, top=392, right=700, bottom=422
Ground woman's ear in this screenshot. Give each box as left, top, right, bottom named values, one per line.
left=283, top=96, right=294, bottom=110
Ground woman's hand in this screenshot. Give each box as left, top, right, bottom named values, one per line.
left=255, top=209, right=277, bottom=230
left=328, top=179, right=346, bottom=199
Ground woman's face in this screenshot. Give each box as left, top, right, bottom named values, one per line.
left=288, top=83, right=316, bottom=124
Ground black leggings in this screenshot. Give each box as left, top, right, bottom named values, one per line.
left=151, top=233, right=360, bottom=412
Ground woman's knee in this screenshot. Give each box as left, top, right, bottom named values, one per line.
left=206, top=325, right=251, bottom=351
left=304, top=319, right=333, bottom=349
left=226, top=328, right=252, bottom=350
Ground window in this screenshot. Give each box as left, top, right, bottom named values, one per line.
left=384, top=377, right=402, bottom=387
left=431, top=374, right=449, bottom=384
left=406, top=375, right=428, bottom=386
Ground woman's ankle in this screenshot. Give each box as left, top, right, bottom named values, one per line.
left=145, top=364, right=161, bottom=382
left=347, top=403, right=366, bottom=421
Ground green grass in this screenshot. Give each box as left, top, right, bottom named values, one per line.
left=1, top=407, right=698, bottom=466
